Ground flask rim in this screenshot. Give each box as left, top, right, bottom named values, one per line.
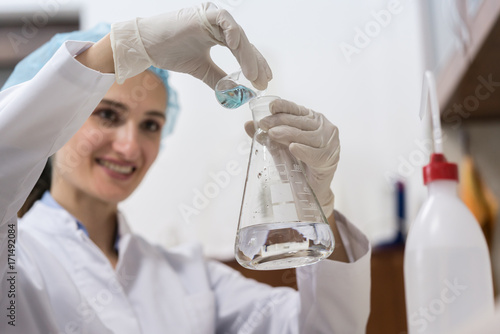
left=249, top=95, right=281, bottom=127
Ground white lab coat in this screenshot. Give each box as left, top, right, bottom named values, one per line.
left=0, top=41, right=371, bottom=333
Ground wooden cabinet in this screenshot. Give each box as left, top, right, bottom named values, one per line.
left=421, top=0, right=500, bottom=119
left=442, top=13, right=500, bottom=120
left=367, top=245, right=407, bottom=334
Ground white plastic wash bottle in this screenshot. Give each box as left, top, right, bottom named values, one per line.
left=404, top=72, right=495, bottom=334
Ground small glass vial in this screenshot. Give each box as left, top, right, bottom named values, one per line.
left=215, top=70, right=265, bottom=109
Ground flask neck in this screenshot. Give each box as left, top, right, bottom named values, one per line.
left=249, top=96, right=280, bottom=131
left=427, top=179, right=458, bottom=197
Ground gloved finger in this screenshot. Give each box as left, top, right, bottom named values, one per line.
left=270, top=99, right=310, bottom=116
left=268, top=116, right=337, bottom=148
left=268, top=126, right=324, bottom=148
left=289, top=141, right=340, bottom=170
left=214, top=9, right=271, bottom=90
left=249, top=45, right=272, bottom=90
left=259, top=112, right=320, bottom=132
left=244, top=120, right=256, bottom=138
left=231, top=37, right=270, bottom=91
left=202, top=3, right=225, bottom=42
left=213, top=10, right=257, bottom=78
left=200, top=59, right=228, bottom=89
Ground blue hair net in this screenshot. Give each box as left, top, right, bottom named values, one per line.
left=1, top=22, right=180, bottom=138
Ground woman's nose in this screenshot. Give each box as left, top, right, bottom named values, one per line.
left=112, top=123, right=140, bottom=161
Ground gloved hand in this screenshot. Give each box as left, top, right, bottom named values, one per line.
left=110, top=2, right=272, bottom=89
left=245, top=99, right=340, bottom=217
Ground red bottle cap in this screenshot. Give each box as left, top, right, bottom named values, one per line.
left=423, top=153, right=458, bottom=185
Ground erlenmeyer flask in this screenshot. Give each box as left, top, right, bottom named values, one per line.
left=235, top=96, right=335, bottom=270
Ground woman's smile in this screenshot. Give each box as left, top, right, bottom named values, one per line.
left=95, top=157, right=137, bottom=180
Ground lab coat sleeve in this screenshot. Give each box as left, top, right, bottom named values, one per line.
left=208, top=211, right=371, bottom=333
left=296, top=210, right=371, bottom=333
left=0, top=41, right=115, bottom=268
left=208, top=259, right=302, bottom=333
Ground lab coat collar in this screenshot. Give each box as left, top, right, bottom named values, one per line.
left=40, top=190, right=90, bottom=235
left=22, top=194, right=132, bottom=244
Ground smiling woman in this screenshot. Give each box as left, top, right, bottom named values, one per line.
left=46, top=70, right=168, bottom=267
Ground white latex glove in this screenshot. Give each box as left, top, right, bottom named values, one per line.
left=110, top=2, right=272, bottom=89
left=245, top=99, right=340, bottom=217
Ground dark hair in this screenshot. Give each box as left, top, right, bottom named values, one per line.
left=18, top=158, right=52, bottom=218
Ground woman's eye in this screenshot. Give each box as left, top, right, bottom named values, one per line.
left=94, top=109, right=120, bottom=125
left=100, top=109, right=117, bottom=121
left=141, top=120, right=162, bottom=133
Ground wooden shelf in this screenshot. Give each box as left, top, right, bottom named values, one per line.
left=441, top=10, right=500, bottom=120
left=0, top=12, right=79, bottom=68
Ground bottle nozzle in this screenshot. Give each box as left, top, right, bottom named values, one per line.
left=419, top=71, right=458, bottom=184
left=419, top=71, right=443, bottom=154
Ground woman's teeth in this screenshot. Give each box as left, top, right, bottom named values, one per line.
left=97, top=159, right=135, bottom=174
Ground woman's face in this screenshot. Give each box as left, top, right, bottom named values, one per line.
left=53, top=71, right=167, bottom=204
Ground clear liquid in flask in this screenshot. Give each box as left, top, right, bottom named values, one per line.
left=215, top=85, right=257, bottom=109
left=235, top=221, right=334, bottom=270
